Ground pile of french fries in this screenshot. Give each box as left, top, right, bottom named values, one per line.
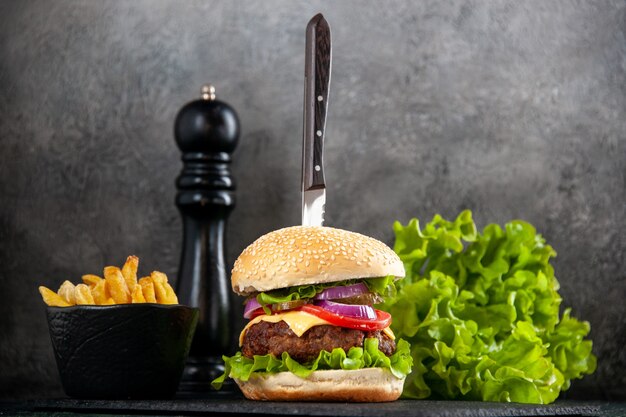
left=38, top=256, right=178, bottom=306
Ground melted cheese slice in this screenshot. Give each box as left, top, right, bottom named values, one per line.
left=239, top=310, right=395, bottom=346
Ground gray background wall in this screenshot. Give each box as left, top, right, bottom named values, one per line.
left=0, top=0, right=624, bottom=400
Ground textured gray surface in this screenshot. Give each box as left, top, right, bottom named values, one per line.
left=11, top=398, right=626, bottom=417
left=0, top=0, right=624, bottom=401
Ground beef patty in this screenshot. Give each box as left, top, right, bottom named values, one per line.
left=241, top=320, right=396, bottom=363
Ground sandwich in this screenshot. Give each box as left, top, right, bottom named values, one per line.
left=213, top=225, right=412, bottom=401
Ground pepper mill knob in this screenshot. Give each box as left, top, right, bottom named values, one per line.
left=174, top=85, right=240, bottom=393
left=201, top=84, right=216, bottom=100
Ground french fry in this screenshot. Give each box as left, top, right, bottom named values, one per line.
left=82, top=274, right=103, bottom=287
left=39, top=256, right=180, bottom=307
left=150, top=271, right=178, bottom=304
left=39, top=286, right=70, bottom=307
left=57, top=280, right=76, bottom=305
left=138, top=277, right=157, bottom=303
left=131, top=284, right=146, bottom=303
left=75, top=284, right=95, bottom=305
left=90, top=279, right=109, bottom=304
left=163, top=282, right=178, bottom=304
left=104, top=266, right=130, bottom=303
left=121, top=255, right=139, bottom=293
left=150, top=271, right=166, bottom=286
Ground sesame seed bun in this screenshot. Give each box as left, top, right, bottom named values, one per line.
left=235, top=368, right=405, bottom=402
left=231, top=226, right=404, bottom=295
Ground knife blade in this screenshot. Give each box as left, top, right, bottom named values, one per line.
left=302, top=13, right=331, bottom=227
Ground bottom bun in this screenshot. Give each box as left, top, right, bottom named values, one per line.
left=235, top=368, right=405, bottom=402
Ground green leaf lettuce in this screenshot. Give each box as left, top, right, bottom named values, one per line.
left=212, top=338, right=413, bottom=389
left=381, top=210, right=596, bottom=404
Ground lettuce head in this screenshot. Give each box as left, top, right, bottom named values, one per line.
left=381, top=210, right=596, bottom=404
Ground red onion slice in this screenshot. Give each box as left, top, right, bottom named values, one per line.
left=243, top=298, right=263, bottom=319
left=314, top=283, right=369, bottom=300
left=315, top=299, right=377, bottom=320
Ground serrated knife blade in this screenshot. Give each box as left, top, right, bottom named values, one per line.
left=302, top=13, right=331, bottom=227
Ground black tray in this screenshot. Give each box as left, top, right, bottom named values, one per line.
left=3, top=396, right=625, bottom=417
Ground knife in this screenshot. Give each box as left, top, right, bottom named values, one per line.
left=302, top=13, right=331, bottom=227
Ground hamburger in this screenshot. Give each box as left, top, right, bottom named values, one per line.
left=213, top=226, right=412, bottom=402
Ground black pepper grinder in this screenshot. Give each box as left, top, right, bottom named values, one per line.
left=174, top=85, right=239, bottom=392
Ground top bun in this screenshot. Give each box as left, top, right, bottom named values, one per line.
left=231, top=226, right=404, bottom=295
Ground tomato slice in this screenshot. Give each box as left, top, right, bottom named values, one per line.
left=299, top=304, right=391, bottom=331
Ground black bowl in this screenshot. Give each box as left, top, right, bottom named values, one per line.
left=46, top=304, right=198, bottom=399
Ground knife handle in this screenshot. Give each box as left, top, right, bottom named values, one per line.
left=303, top=14, right=331, bottom=191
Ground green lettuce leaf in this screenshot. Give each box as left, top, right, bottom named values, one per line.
left=381, top=210, right=596, bottom=404
left=212, top=338, right=413, bottom=389
left=256, top=276, right=397, bottom=312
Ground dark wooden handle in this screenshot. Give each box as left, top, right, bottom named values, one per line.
left=303, top=14, right=331, bottom=191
